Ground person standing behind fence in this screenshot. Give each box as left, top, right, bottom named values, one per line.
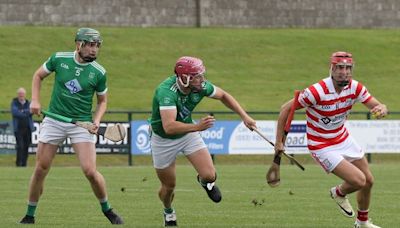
left=274, top=51, right=387, bottom=228
left=11, top=87, right=34, bottom=167
left=19, top=28, right=123, bottom=225
left=150, top=56, right=256, bottom=226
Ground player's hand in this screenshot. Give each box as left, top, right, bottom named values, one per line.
left=274, top=141, right=285, bottom=155
left=89, top=122, right=99, bottom=134
left=197, top=115, right=215, bottom=131
left=30, top=100, right=41, bottom=116
left=243, top=116, right=256, bottom=131
left=370, top=104, right=388, bottom=119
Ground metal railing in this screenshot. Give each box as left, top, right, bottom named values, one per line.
left=2, top=110, right=400, bottom=166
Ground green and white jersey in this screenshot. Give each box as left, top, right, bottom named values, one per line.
left=151, top=76, right=216, bottom=139
left=43, top=51, right=107, bottom=121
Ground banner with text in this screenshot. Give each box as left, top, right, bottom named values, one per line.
left=0, top=121, right=129, bottom=154
left=347, top=120, right=400, bottom=153
left=130, top=120, right=400, bottom=155
left=0, top=121, right=15, bottom=154
left=130, top=120, right=308, bottom=155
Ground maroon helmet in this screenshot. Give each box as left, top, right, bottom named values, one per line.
left=175, top=56, right=206, bottom=87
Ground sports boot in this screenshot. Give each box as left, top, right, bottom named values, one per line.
left=104, top=208, right=124, bottom=224
left=354, top=220, right=381, bottom=228
left=197, top=175, right=222, bottom=203
left=19, top=215, right=35, bottom=224
left=330, top=187, right=354, bottom=217
left=164, top=210, right=177, bottom=227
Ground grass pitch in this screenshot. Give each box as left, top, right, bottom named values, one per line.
left=1, top=27, right=400, bottom=121
left=1, top=163, right=398, bottom=227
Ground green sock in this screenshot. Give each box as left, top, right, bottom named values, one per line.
left=100, top=201, right=111, bottom=212
left=164, top=208, right=174, bottom=214
left=199, top=177, right=208, bottom=186
left=26, top=204, right=37, bottom=217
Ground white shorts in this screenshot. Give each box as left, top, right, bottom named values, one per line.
left=150, top=131, right=207, bottom=169
left=311, top=136, right=364, bottom=173
left=39, top=117, right=96, bottom=145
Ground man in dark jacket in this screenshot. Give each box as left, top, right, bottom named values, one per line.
left=11, top=87, right=34, bottom=167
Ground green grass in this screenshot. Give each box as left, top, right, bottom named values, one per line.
left=2, top=153, right=400, bottom=167
left=1, top=26, right=400, bottom=121
left=1, top=164, right=398, bottom=227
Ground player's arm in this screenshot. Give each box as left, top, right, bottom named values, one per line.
left=363, top=97, right=388, bottom=119
left=93, top=93, right=107, bottom=127
left=160, top=108, right=214, bottom=135
left=210, top=87, right=256, bottom=130
left=275, top=99, right=293, bottom=151
left=31, top=66, right=51, bottom=115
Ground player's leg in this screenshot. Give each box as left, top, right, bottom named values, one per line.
left=183, top=132, right=221, bottom=203
left=156, top=164, right=176, bottom=208
left=352, top=157, right=374, bottom=210
left=28, top=142, right=58, bottom=200
left=20, top=117, right=65, bottom=224
left=74, top=142, right=107, bottom=199
left=155, top=164, right=178, bottom=226
left=328, top=158, right=366, bottom=218
left=351, top=157, right=379, bottom=228
left=332, top=159, right=367, bottom=194
left=20, top=142, right=58, bottom=224
left=151, top=133, right=180, bottom=226
left=73, top=142, right=123, bottom=224
left=187, top=148, right=216, bottom=181
left=186, top=148, right=221, bottom=203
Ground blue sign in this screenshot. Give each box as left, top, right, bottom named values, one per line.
left=130, top=120, right=240, bottom=155
left=130, top=120, right=152, bottom=154
left=199, top=121, right=238, bottom=154
left=130, top=120, right=308, bottom=155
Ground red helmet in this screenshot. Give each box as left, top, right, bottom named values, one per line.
left=329, top=51, right=353, bottom=87
left=330, top=51, right=353, bottom=67
left=174, top=56, right=206, bottom=77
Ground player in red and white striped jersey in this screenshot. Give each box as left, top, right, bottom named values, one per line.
left=275, top=52, right=387, bottom=228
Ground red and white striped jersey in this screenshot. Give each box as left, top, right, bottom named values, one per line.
left=298, top=77, right=372, bottom=152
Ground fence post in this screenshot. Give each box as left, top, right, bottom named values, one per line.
left=128, top=112, right=133, bottom=166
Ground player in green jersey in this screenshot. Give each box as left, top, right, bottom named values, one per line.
left=150, top=56, right=256, bottom=226
left=19, top=28, right=123, bottom=225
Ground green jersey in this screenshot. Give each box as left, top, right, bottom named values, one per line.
left=151, top=76, right=216, bottom=139
left=43, top=51, right=107, bottom=121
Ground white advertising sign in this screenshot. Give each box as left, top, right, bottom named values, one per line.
left=346, top=120, right=400, bottom=153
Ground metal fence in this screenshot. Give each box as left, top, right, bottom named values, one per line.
left=2, top=110, right=400, bottom=166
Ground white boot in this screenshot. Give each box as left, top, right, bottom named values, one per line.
left=330, top=187, right=354, bottom=217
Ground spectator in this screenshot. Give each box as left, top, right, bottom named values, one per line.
left=11, top=87, right=34, bottom=167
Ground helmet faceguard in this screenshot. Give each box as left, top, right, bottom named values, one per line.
left=75, top=28, right=102, bottom=62
left=329, top=51, right=354, bottom=87
left=174, top=56, right=206, bottom=92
